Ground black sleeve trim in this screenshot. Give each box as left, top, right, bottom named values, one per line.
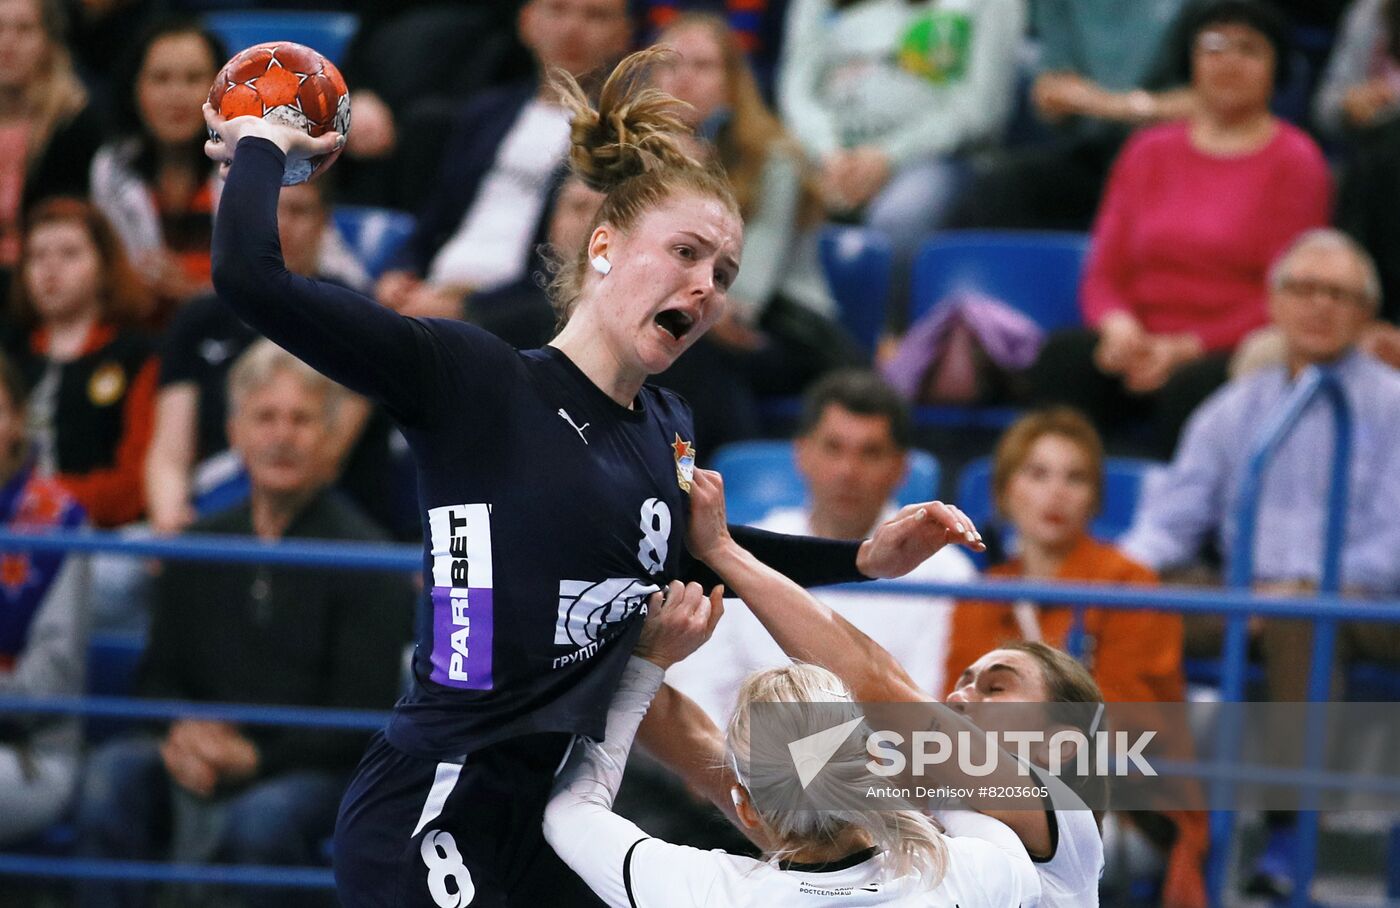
left=728, top=525, right=869, bottom=588
left=1023, top=764, right=1060, bottom=864
left=623, top=837, right=649, bottom=908
left=678, top=525, right=868, bottom=589
left=1031, top=796, right=1060, bottom=864
left=1030, top=809, right=1061, bottom=864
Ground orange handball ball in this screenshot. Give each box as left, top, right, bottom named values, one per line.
left=208, top=42, right=351, bottom=185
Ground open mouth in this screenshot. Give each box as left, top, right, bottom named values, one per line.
left=655, top=309, right=696, bottom=340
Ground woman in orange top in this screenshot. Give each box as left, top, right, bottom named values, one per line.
left=945, top=406, right=1182, bottom=701
left=944, top=407, right=1202, bottom=908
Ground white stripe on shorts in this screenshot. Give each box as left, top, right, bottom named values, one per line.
left=412, top=762, right=464, bottom=839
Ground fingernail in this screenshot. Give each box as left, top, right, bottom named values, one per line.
left=954, top=522, right=965, bottom=534
left=916, top=508, right=927, bottom=520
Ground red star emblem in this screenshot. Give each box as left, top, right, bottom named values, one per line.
left=672, top=434, right=694, bottom=461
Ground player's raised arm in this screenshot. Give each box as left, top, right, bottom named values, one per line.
left=685, top=468, right=1049, bottom=825
left=205, top=107, right=431, bottom=423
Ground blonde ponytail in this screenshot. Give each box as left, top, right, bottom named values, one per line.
left=551, top=46, right=703, bottom=191
left=726, top=663, right=949, bottom=887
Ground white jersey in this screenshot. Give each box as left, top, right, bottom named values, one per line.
left=1029, top=806, right=1102, bottom=908
left=933, top=769, right=1102, bottom=908
left=544, top=659, right=1041, bottom=908
left=621, top=831, right=1037, bottom=907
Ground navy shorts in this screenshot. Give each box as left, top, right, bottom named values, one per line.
left=333, top=730, right=604, bottom=908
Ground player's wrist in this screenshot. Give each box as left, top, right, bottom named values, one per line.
left=855, top=538, right=881, bottom=579
left=234, top=124, right=292, bottom=157
left=693, top=534, right=742, bottom=570
left=624, top=656, right=668, bottom=689
left=634, top=638, right=688, bottom=672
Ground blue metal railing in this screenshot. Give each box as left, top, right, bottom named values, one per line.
left=0, top=854, right=335, bottom=888
left=1208, top=366, right=1353, bottom=908
left=0, top=694, right=388, bottom=730
left=0, top=505, right=1396, bottom=896
left=0, top=528, right=421, bottom=571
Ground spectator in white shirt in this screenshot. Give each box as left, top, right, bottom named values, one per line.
left=374, top=0, right=633, bottom=319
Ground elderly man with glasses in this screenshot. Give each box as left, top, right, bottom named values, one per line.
left=1123, top=228, right=1400, bottom=674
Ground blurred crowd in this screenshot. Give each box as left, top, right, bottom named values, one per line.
left=0, top=0, right=1398, bottom=904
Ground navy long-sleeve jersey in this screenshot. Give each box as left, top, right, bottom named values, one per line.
left=213, top=138, right=870, bottom=760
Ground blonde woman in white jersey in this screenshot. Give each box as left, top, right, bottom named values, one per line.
left=632, top=468, right=1104, bottom=908
left=544, top=576, right=1040, bottom=907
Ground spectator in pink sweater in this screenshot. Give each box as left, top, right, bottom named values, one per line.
left=1026, top=0, right=1331, bottom=457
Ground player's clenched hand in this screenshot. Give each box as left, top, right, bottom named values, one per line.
left=203, top=102, right=342, bottom=173
left=856, top=501, right=985, bottom=579
left=686, top=468, right=733, bottom=563
left=635, top=580, right=724, bottom=670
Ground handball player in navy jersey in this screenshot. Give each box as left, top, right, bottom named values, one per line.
left=202, top=48, right=982, bottom=908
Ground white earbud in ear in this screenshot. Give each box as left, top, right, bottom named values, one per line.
left=591, top=254, right=611, bottom=276
left=730, top=787, right=743, bottom=809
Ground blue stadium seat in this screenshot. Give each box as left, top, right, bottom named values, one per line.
left=87, top=632, right=145, bottom=697
left=711, top=440, right=939, bottom=527
left=332, top=206, right=415, bottom=280
left=818, top=225, right=893, bottom=356
left=910, top=231, right=1090, bottom=329
left=86, top=631, right=147, bottom=743
left=203, top=11, right=359, bottom=65
left=954, top=455, right=1163, bottom=558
